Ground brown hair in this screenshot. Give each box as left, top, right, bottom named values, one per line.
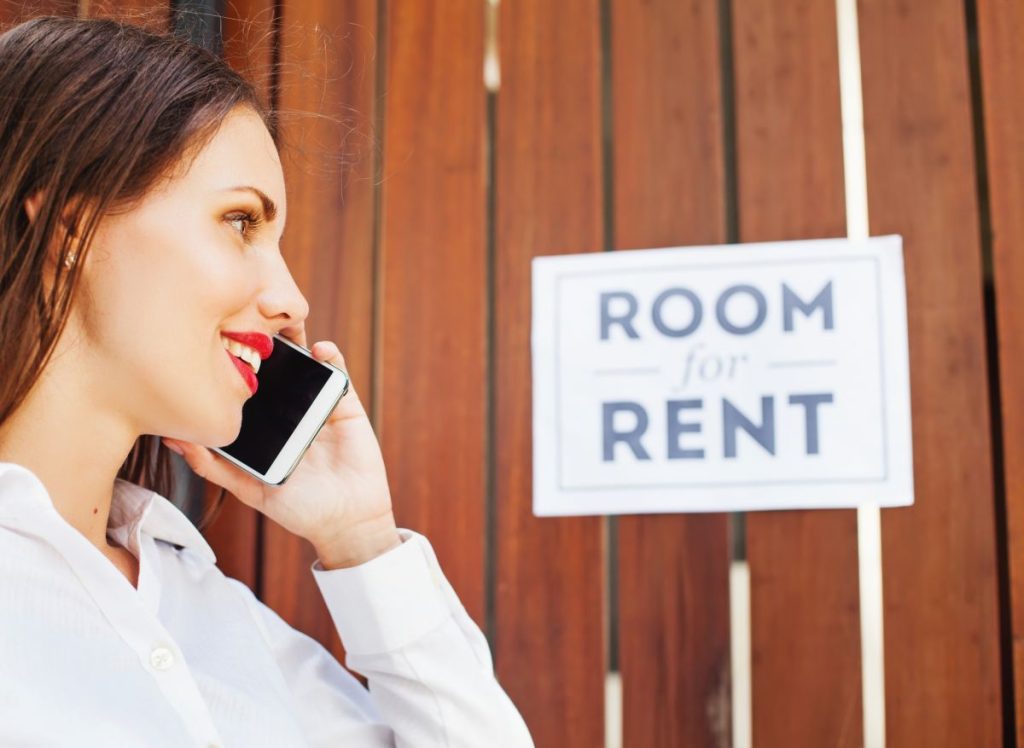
left=0, top=15, right=274, bottom=530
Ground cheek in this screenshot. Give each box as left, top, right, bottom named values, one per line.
left=170, top=223, right=261, bottom=315
left=81, top=210, right=258, bottom=354
left=79, top=223, right=253, bottom=367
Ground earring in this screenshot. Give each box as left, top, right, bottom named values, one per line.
left=64, top=251, right=77, bottom=269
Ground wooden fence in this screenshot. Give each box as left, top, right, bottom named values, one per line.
left=8, top=0, right=1024, bottom=745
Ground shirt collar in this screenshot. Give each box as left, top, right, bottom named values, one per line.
left=0, top=461, right=216, bottom=564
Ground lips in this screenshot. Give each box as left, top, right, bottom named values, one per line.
left=221, top=331, right=274, bottom=360
left=227, top=349, right=259, bottom=395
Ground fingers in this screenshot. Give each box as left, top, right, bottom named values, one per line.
left=310, top=340, right=366, bottom=419
left=311, top=341, right=355, bottom=397
left=311, top=340, right=347, bottom=373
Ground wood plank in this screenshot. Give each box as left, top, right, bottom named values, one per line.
left=199, top=0, right=277, bottom=592
left=610, top=1, right=732, bottom=746
left=731, top=1, right=863, bottom=744
left=0, top=0, right=75, bottom=23
left=259, top=0, right=379, bottom=665
left=221, top=0, right=277, bottom=113
left=79, top=0, right=169, bottom=30
left=377, top=0, right=487, bottom=623
left=976, top=0, right=1024, bottom=740
left=858, top=0, right=1003, bottom=743
left=494, top=1, right=605, bottom=745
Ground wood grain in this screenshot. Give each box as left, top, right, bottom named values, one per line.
left=858, top=0, right=1004, bottom=743
left=731, top=0, right=864, bottom=744
left=976, top=0, right=1024, bottom=740
left=610, top=1, right=732, bottom=746
left=0, top=0, right=75, bottom=24
left=494, top=1, right=605, bottom=745
left=376, top=0, right=487, bottom=623
left=79, top=0, right=168, bottom=30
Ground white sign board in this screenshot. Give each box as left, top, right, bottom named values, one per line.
left=531, top=235, right=914, bottom=516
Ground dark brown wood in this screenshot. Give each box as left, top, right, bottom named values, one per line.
left=201, top=482, right=258, bottom=588
left=731, top=1, right=864, bottom=744
left=977, top=0, right=1024, bottom=740
left=858, top=0, right=1003, bottom=743
left=494, top=1, right=605, bottom=746
left=376, top=0, right=487, bottom=623
left=0, top=0, right=75, bottom=24
left=610, top=1, right=731, bottom=746
left=221, top=0, right=277, bottom=113
left=618, top=518, right=731, bottom=748
left=79, top=0, right=169, bottom=30
left=259, top=0, right=379, bottom=666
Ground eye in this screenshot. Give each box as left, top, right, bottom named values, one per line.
left=225, top=209, right=264, bottom=239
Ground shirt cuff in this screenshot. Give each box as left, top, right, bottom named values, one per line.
left=310, top=527, right=449, bottom=656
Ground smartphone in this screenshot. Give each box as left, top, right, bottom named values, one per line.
left=212, top=333, right=350, bottom=485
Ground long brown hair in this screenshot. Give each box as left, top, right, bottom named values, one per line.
left=0, top=15, right=274, bottom=529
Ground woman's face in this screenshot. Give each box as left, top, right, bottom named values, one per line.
left=59, top=104, right=308, bottom=447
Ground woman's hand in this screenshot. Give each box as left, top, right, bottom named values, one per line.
left=161, top=322, right=401, bottom=568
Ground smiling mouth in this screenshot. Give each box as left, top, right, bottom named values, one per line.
left=226, top=349, right=258, bottom=395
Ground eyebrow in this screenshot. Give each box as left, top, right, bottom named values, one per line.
left=220, top=185, right=279, bottom=223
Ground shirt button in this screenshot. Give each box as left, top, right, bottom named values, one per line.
left=149, top=646, right=176, bottom=671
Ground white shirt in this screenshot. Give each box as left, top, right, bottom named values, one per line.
left=0, top=462, right=534, bottom=746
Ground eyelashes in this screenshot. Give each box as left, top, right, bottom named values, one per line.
left=225, top=208, right=264, bottom=239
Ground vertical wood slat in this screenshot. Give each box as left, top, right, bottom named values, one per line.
left=731, top=1, right=864, bottom=745
left=0, top=0, right=76, bottom=23
left=200, top=0, right=278, bottom=592
left=377, top=0, right=487, bottom=623
left=79, top=0, right=169, bottom=29
left=221, top=0, right=276, bottom=112
left=494, top=1, right=605, bottom=746
left=858, top=0, right=1004, bottom=743
left=610, top=1, right=732, bottom=746
left=259, top=0, right=379, bottom=664
left=976, top=0, right=1024, bottom=740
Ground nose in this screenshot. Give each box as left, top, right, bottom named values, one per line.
left=258, top=252, right=310, bottom=330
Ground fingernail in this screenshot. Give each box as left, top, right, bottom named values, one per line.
left=163, top=439, right=184, bottom=455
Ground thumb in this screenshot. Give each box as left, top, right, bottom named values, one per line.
left=162, top=438, right=259, bottom=506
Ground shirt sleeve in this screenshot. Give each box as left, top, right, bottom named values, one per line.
left=228, top=528, right=534, bottom=747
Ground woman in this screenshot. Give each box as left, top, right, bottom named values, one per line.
left=0, top=15, right=533, bottom=747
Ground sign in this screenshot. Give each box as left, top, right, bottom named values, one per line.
left=531, top=235, right=913, bottom=516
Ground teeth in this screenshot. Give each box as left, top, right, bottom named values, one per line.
left=221, top=336, right=260, bottom=374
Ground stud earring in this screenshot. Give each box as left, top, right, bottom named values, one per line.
left=61, top=214, right=78, bottom=269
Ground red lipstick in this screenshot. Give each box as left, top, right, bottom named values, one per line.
left=227, top=351, right=258, bottom=395
left=220, top=331, right=274, bottom=360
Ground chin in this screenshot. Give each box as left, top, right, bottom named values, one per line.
left=192, top=399, right=245, bottom=449
left=215, top=411, right=245, bottom=448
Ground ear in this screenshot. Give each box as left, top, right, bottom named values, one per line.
left=27, top=191, right=86, bottom=302
left=25, top=190, right=84, bottom=271
left=22, top=189, right=44, bottom=225
left=24, top=189, right=82, bottom=236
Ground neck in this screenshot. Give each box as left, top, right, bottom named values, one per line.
left=0, top=352, right=139, bottom=551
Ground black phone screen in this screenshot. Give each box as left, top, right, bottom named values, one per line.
left=220, top=339, right=332, bottom=474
